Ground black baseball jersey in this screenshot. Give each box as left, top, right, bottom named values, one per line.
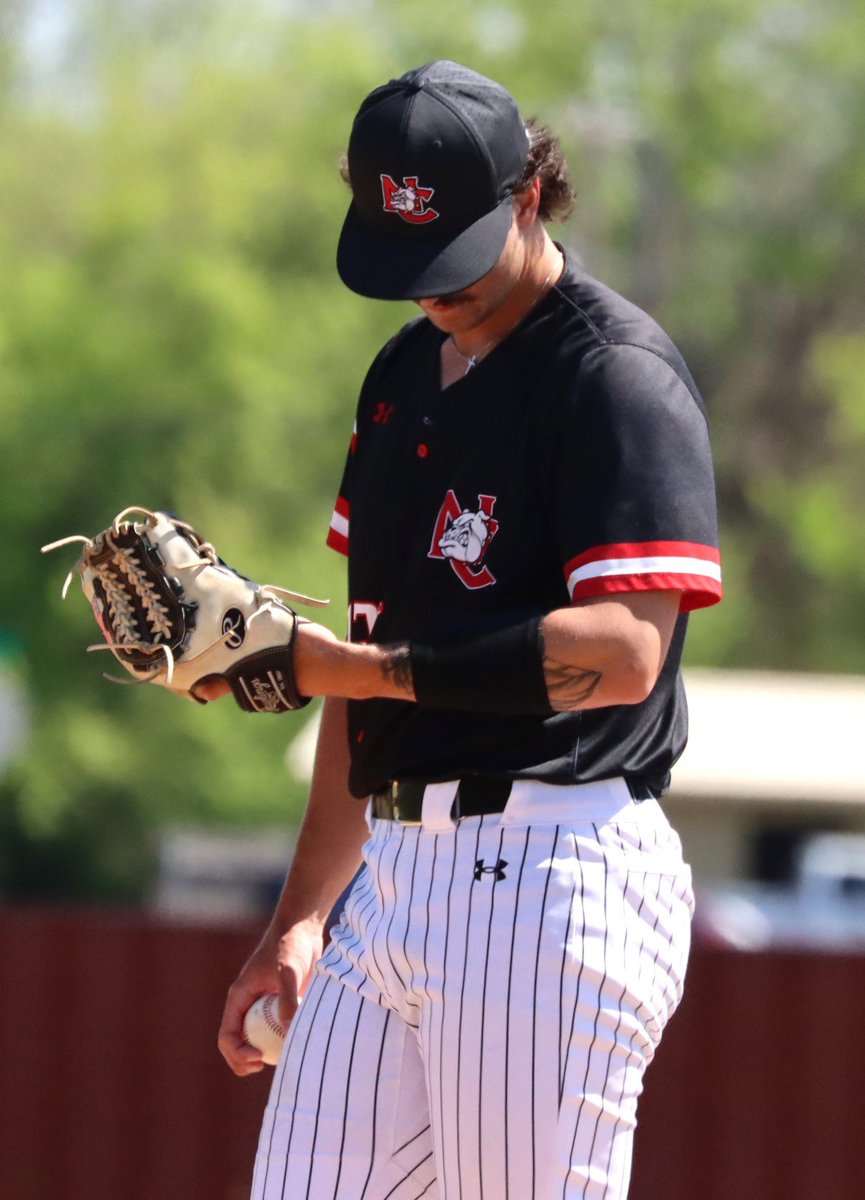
left=327, top=251, right=722, bottom=799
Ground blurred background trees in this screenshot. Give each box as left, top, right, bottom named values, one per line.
left=2, top=0, right=864, bottom=901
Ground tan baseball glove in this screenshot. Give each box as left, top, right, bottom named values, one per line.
left=42, top=507, right=328, bottom=712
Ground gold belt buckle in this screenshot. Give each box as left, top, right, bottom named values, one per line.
left=392, top=780, right=423, bottom=825
left=372, top=781, right=424, bottom=825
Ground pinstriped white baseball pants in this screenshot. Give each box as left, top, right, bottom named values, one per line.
left=251, top=778, right=694, bottom=1200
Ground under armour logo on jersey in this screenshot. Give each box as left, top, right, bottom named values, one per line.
left=474, top=858, right=508, bottom=882
left=380, top=174, right=439, bottom=224
left=429, top=490, right=499, bottom=589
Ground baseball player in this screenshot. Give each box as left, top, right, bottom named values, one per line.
left=217, top=60, right=722, bottom=1200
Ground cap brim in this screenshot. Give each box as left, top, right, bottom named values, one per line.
left=336, top=195, right=514, bottom=301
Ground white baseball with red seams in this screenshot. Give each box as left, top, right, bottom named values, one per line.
left=243, top=994, right=287, bottom=1066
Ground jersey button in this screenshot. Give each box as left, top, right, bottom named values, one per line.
left=416, top=443, right=429, bottom=458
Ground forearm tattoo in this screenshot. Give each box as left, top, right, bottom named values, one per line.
left=382, top=643, right=415, bottom=696
left=542, top=654, right=602, bottom=712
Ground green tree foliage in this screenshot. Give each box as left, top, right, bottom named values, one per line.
left=1, top=0, right=864, bottom=899
left=0, top=2, right=404, bottom=897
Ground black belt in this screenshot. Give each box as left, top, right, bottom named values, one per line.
left=370, top=776, right=655, bottom=824
left=371, top=778, right=512, bottom=823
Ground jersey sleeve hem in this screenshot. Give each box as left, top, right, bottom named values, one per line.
left=326, top=496, right=350, bottom=557
left=564, top=541, right=722, bottom=612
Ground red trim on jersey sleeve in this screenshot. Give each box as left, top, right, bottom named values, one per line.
left=326, top=494, right=350, bottom=556
left=563, top=541, right=722, bottom=612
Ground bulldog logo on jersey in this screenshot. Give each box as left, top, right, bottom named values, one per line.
left=380, top=174, right=439, bottom=224
left=429, top=490, right=499, bottom=589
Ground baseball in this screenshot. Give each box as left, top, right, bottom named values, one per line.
left=243, top=993, right=287, bottom=1065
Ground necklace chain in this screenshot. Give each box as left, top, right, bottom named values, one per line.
left=448, top=262, right=559, bottom=376
left=449, top=337, right=491, bottom=376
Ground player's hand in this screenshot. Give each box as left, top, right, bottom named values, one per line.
left=217, top=919, right=324, bottom=1076
left=273, top=919, right=326, bottom=1025
left=195, top=678, right=231, bottom=702
left=218, top=938, right=282, bottom=1076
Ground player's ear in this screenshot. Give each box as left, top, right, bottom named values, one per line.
left=513, top=178, right=541, bottom=228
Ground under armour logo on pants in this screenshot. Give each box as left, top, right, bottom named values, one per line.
left=473, top=858, right=507, bottom=881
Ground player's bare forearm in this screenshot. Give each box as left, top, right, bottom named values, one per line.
left=218, top=696, right=364, bottom=1075
left=294, top=627, right=417, bottom=702
left=217, top=668, right=392, bottom=1076
left=295, top=591, right=681, bottom=713
left=264, top=696, right=368, bottom=938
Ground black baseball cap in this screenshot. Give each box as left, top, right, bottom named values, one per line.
left=336, top=61, right=530, bottom=301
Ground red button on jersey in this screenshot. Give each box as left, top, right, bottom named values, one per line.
left=416, top=444, right=429, bottom=458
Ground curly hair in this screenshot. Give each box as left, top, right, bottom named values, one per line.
left=518, top=118, right=577, bottom=223
left=338, top=118, right=575, bottom=223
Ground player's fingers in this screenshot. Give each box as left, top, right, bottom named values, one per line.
left=192, top=676, right=231, bottom=702
left=219, top=986, right=251, bottom=1039
left=217, top=1027, right=266, bottom=1075
left=233, top=1062, right=265, bottom=1077
left=217, top=976, right=268, bottom=1071
left=220, top=1041, right=265, bottom=1080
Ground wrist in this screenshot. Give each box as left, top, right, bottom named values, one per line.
left=264, top=911, right=326, bottom=955
left=277, top=914, right=326, bottom=948
left=292, top=623, right=348, bottom=696
left=295, top=629, right=414, bottom=701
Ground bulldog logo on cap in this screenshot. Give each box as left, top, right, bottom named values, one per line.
left=380, top=174, right=439, bottom=224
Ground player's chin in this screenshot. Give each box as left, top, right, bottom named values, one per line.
left=416, top=292, right=474, bottom=323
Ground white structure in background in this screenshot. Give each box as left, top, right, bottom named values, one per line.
left=664, top=670, right=865, bottom=949
left=672, top=668, right=865, bottom=805
left=151, top=828, right=296, bottom=921
left=666, top=669, right=865, bottom=879
left=0, top=664, right=30, bottom=775
left=697, top=832, right=865, bottom=950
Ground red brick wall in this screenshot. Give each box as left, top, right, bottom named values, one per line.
left=2, top=907, right=863, bottom=1200
left=0, top=907, right=269, bottom=1200
left=632, top=945, right=865, bottom=1200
